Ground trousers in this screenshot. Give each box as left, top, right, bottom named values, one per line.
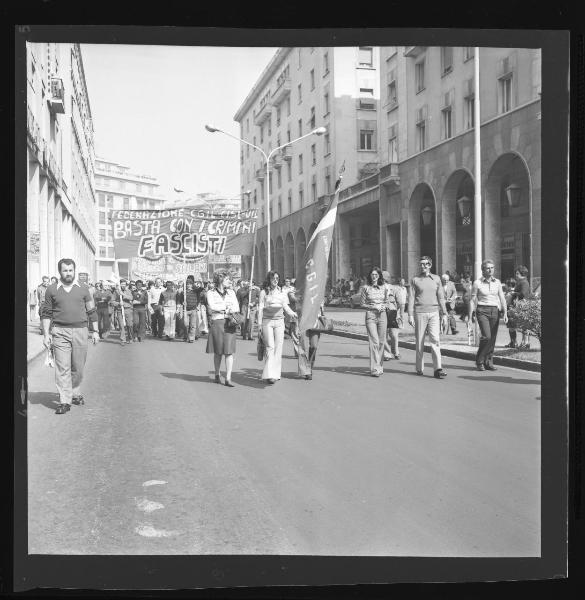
left=297, top=328, right=321, bottom=376
left=183, top=308, right=199, bottom=341
left=163, top=306, right=176, bottom=338
left=365, top=309, right=387, bottom=374
left=133, top=306, right=147, bottom=339
left=414, top=311, right=442, bottom=372
left=51, top=326, right=88, bottom=404
left=117, top=307, right=134, bottom=342
left=261, top=318, right=285, bottom=380
left=476, top=305, right=500, bottom=366
left=97, top=305, right=110, bottom=336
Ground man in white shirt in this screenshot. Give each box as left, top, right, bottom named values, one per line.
left=148, top=277, right=165, bottom=338
left=441, top=273, right=459, bottom=335
left=468, top=259, right=508, bottom=371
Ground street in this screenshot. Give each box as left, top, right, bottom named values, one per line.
left=27, top=332, right=541, bottom=556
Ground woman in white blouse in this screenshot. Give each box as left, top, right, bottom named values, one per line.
left=206, top=270, right=240, bottom=387
left=257, top=271, right=298, bottom=384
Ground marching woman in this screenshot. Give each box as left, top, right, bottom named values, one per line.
left=361, top=266, right=389, bottom=377
left=257, top=271, right=298, bottom=384
left=206, top=270, right=240, bottom=387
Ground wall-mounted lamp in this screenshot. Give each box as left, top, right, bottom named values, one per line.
left=505, top=183, right=522, bottom=208
left=421, top=205, right=434, bottom=227
left=457, top=195, right=472, bottom=218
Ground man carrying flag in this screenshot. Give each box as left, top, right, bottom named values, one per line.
left=295, top=162, right=345, bottom=379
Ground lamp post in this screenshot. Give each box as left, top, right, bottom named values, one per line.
left=205, top=124, right=327, bottom=272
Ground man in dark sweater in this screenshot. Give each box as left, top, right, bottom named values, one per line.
left=182, top=279, right=200, bottom=342
left=41, top=258, right=100, bottom=414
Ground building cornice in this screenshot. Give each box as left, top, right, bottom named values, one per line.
left=233, top=48, right=291, bottom=123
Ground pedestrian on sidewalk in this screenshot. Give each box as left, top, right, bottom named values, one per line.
left=132, top=280, right=148, bottom=342
left=41, top=258, right=100, bottom=414
left=258, top=271, right=298, bottom=384
left=361, top=267, right=389, bottom=377
left=206, top=271, right=240, bottom=387
left=36, top=276, right=50, bottom=333
left=468, top=259, right=508, bottom=371
left=441, top=273, right=459, bottom=335
left=382, top=273, right=404, bottom=361
left=116, top=279, right=134, bottom=345
left=297, top=302, right=328, bottom=380
left=407, top=256, right=448, bottom=379
left=93, top=281, right=112, bottom=339
left=513, top=265, right=532, bottom=349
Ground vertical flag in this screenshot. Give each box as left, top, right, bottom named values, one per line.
left=296, top=162, right=345, bottom=334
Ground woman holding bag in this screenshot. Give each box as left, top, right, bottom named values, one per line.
left=206, top=270, right=240, bottom=387
left=257, top=271, right=298, bottom=384
left=361, top=266, right=389, bottom=377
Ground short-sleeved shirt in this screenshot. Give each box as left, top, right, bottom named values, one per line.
left=259, top=288, right=290, bottom=320
left=473, top=277, right=503, bottom=307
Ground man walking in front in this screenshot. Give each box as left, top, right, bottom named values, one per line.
left=407, top=256, right=448, bottom=379
left=441, top=273, right=459, bottom=335
left=41, top=258, right=100, bottom=414
left=468, top=259, right=508, bottom=371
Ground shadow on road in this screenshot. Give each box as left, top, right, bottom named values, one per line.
left=312, top=365, right=377, bottom=377
left=457, top=375, right=540, bottom=385
left=28, top=391, right=61, bottom=411
left=318, top=354, right=368, bottom=360
left=161, top=370, right=267, bottom=390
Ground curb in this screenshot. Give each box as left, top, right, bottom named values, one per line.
left=322, top=329, right=541, bottom=373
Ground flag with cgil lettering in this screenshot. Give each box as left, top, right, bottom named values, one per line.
left=296, top=162, right=344, bottom=334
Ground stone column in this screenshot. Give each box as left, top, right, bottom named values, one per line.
left=335, top=214, right=351, bottom=280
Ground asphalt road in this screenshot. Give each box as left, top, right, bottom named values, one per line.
left=27, top=331, right=541, bottom=556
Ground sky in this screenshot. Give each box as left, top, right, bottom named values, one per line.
left=81, top=44, right=278, bottom=201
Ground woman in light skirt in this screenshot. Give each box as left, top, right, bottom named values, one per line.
left=257, top=271, right=298, bottom=384
left=206, top=271, right=240, bottom=387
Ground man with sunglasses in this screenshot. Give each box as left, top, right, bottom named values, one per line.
left=407, top=256, right=448, bottom=379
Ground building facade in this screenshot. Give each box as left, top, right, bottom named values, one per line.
left=236, top=46, right=541, bottom=289
left=234, top=46, right=382, bottom=282
left=27, top=42, right=97, bottom=289
left=94, top=158, right=166, bottom=281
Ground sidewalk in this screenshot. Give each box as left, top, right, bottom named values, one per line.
left=27, top=320, right=46, bottom=363
left=326, top=310, right=541, bottom=373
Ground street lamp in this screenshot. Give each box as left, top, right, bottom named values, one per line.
left=205, top=123, right=326, bottom=272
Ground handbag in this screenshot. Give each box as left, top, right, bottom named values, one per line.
left=385, top=308, right=400, bottom=329
left=317, top=315, right=334, bottom=331
left=224, top=310, right=244, bottom=333
left=257, top=330, right=265, bottom=361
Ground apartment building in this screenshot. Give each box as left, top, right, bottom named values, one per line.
left=367, top=46, right=541, bottom=285
left=94, top=158, right=166, bottom=280
left=27, top=42, right=97, bottom=288
left=234, top=46, right=381, bottom=281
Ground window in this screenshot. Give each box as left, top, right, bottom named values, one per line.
left=464, top=78, right=475, bottom=129
left=298, top=153, right=303, bottom=174
left=499, top=75, right=513, bottom=113
left=136, top=183, right=142, bottom=193
left=137, top=198, right=144, bottom=209
left=388, top=124, right=398, bottom=162
left=312, top=181, right=317, bottom=202
left=253, top=190, right=257, bottom=205
left=441, top=106, right=453, bottom=139
left=99, top=247, right=106, bottom=257
left=277, top=168, right=282, bottom=189
left=287, top=161, right=292, bottom=182
left=298, top=83, right=302, bottom=104
left=286, top=127, right=291, bottom=143
left=387, top=69, right=397, bottom=106
left=324, top=92, right=330, bottom=115
left=118, top=179, right=125, bottom=190
left=123, top=197, right=130, bottom=210
left=286, top=96, right=291, bottom=116
left=246, top=118, right=250, bottom=133
left=288, top=190, right=292, bottom=213
left=299, top=185, right=304, bottom=207
left=106, top=194, right=113, bottom=205
left=246, top=144, right=250, bottom=157
left=463, top=47, right=474, bottom=62
left=298, top=48, right=302, bottom=68
left=107, top=246, right=115, bottom=258
left=415, top=60, right=425, bottom=93
left=276, top=106, right=281, bottom=126
left=359, top=47, right=373, bottom=67
left=149, top=200, right=156, bottom=209
left=360, top=129, right=374, bottom=150
left=268, top=117, right=272, bottom=137
left=260, top=125, right=264, bottom=143
left=98, top=193, right=105, bottom=207
left=298, top=119, right=303, bottom=137
left=325, top=174, right=331, bottom=194
left=311, top=143, right=316, bottom=165
left=99, top=211, right=106, bottom=225
left=103, top=177, right=109, bottom=188
left=99, top=229, right=106, bottom=241
left=278, top=197, right=282, bottom=218
left=310, top=106, right=316, bottom=129
left=323, top=52, right=329, bottom=74
left=310, top=69, right=315, bottom=90
left=261, top=208, right=265, bottom=225
left=416, top=107, right=427, bottom=152
left=324, top=133, right=331, bottom=155
left=441, top=47, right=453, bottom=75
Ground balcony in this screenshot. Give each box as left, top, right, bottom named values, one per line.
left=48, top=77, right=66, bottom=114
left=271, top=76, right=291, bottom=106
left=47, top=148, right=62, bottom=188
left=271, top=153, right=283, bottom=170
left=379, top=162, right=400, bottom=187
left=255, top=168, right=266, bottom=182
left=281, top=145, right=292, bottom=161
left=404, top=46, right=426, bottom=58
left=254, top=100, right=272, bottom=126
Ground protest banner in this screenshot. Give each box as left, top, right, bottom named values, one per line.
left=111, top=207, right=258, bottom=261
left=130, top=255, right=208, bottom=282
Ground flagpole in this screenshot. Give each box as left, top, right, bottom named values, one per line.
left=473, top=46, right=482, bottom=347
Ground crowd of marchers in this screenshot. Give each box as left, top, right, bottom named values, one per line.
left=33, top=256, right=535, bottom=414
